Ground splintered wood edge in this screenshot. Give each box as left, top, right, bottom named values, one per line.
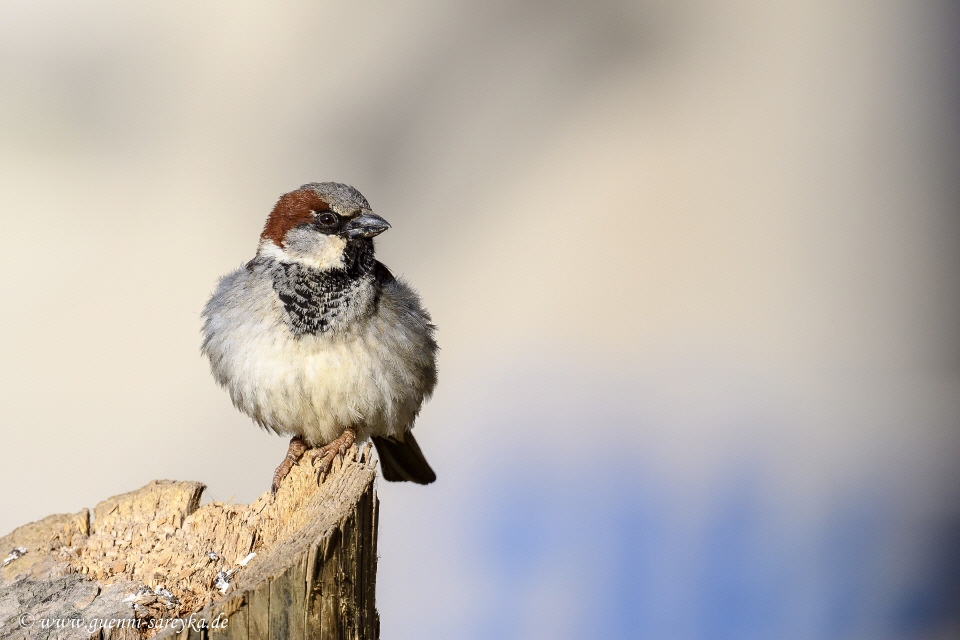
left=0, top=445, right=380, bottom=640
left=155, top=450, right=379, bottom=639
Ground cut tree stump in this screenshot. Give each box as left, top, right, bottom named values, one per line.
left=0, top=443, right=380, bottom=640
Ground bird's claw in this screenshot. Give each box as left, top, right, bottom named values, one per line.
left=272, top=436, right=308, bottom=494
left=311, top=428, right=357, bottom=483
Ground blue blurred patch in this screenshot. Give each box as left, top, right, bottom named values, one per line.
left=892, top=515, right=960, bottom=635
left=471, top=459, right=960, bottom=640
left=695, top=471, right=787, bottom=639
left=818, top=496, right=889, bottom=638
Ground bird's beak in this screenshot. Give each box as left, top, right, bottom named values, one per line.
left=343, top=213, right=391, bottom=239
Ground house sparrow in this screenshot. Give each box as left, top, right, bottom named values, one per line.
left=202, top=182, right=437, bottom=492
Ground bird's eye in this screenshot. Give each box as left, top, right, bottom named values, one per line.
left=316, top=212, right=338, bottom=227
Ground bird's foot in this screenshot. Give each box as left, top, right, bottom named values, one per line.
left=312, top=428, right=357, bottom=480
left=272, top=436, right=308, bottom=494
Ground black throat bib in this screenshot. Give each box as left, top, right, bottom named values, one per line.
left=270, top=239, right=376, bottom=335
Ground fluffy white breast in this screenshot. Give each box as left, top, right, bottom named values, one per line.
left=201, top=262, right=435, bottom=446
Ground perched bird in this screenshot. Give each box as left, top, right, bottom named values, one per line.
left=202, top=182, right=437, bottom=491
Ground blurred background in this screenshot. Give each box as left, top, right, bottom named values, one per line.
left=1, top=2, right=959, bottom=638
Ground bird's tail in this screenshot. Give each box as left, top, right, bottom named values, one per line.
left=371, top=431, right=436, bottom=484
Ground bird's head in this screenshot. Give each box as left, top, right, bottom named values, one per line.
left=257, top=182, right=390, bottom=270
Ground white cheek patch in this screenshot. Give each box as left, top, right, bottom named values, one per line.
left=310, top=234, right=348, bottom=269
left=258, top=236, right=346, bottom=271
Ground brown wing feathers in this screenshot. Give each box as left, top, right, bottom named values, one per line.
left=372, top=431, right=436, bottom=484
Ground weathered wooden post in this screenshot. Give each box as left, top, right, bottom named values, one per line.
left=0, top=444, right=380, bottom=639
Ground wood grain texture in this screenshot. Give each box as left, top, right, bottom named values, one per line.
left=0, top=444, right=380, bottom=639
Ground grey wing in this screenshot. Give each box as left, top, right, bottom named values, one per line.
left=374, top=261, right=438, bottom=400
left=371, top=261, right=438, bottom=483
